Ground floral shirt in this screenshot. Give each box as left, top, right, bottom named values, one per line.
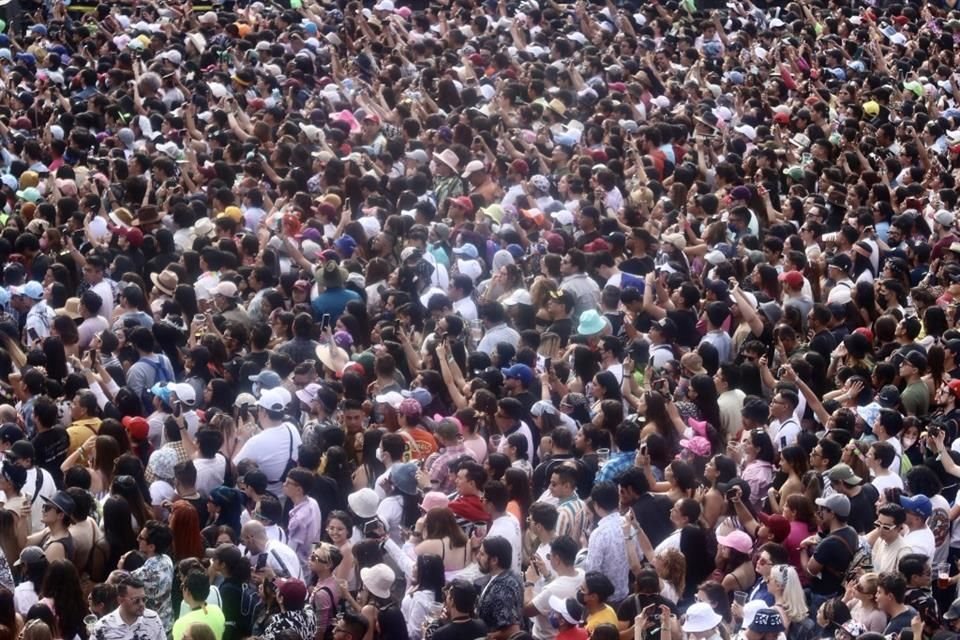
left=476, top=571, right=523, bottom=631
left=132, top=554, right=174, bottom=632
left=93, top=607, right=166, bottom=640
left=262, top=608, right=316, bottom=640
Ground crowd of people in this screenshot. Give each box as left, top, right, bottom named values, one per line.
left=2, top=0, right=960, bottom=638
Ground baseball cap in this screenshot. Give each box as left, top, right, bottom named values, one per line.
left=0, top=424, right=23, bottom=444
left=900, top=494, right=933, bottom=518
left=827, top=463, right=862, bottom=486
left=815, top=493, right=851, bottom=518
left=256, top=387, right=288, bottom=412
left=500, top=363, right=534, bottom=386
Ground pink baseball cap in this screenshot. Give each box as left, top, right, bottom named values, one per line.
left=716, top=530, right=754, bottom=555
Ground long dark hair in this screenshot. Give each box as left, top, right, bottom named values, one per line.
left=415, top=554, right=445, bottom=602
left=645, top=392, right=679, bottom=454
left=39, top=560, right=88, bottom=640
left=503, top=468, right=532, bottom=522
left=102, top=496, right=138, bottom=570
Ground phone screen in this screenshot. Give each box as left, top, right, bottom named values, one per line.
left=27, top=328, right=39, bottom=342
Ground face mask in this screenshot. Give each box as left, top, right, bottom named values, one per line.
left=547, top=612, right=563, bottom=630
left=576, top=591, right=586, bottom=605
left=902, top=437, right=917, bottom=449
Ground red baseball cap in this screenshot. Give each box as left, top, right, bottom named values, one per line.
left=778, top=270, right=804, bottom=290
left=447, top=196, right=474, bottom=213
left=121, top=416, right=150, bottom=441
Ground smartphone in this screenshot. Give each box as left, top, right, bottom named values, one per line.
left=172, top=400, right=182, bottom=418
left=726, top=487, right=739, bottom=501
left=321, top=313, right=330, bottom=332
left=544, top=357, right=552, bottom=373
left=929, top=425, right=941, bottom=438
left=89, top=348, right=98, bottom=363
left=27, top=328, right=39, bottom=342
left=363, top=518, right=383, bottom=538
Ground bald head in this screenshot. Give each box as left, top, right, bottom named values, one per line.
left=241, top=520, right=267, bottom=553
left=0, top=405, right=17, bottom=423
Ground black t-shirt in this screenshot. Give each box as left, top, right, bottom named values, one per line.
left=32, top=427, right=69, bottom=488
left=181, top=495, right=210, bottom=527
left=377, top=603, right=409, bottom=640
left=809, top=330, right=837, bottom=361
left=432, top=619, right=488, bottom=640
left=847, top=484, right=879, bottom=534
left=667, top=309, right=699, bottom=349
left=547, top=318, right=574, bottom=347
left=810, top=526, right=860, bottom=596
left=884, top=608, right=917, bottom=636
left=630, top=494, right=674, bottom=548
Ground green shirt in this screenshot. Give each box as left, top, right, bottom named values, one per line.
left=172, top=604, right=225, bottom=640
left=901, top=381, right=930, bottom=417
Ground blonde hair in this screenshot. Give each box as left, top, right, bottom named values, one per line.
left=657, top=548, right=686, bottom=597
left=857, top=572, right=879, bottom=598
left=770, top=564, right=807, bottom=623
left=22, top=621, right=53, bottom=640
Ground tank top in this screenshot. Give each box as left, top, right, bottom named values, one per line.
left=40, top=531, right=75, bottom=561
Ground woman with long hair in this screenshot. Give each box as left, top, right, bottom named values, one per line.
left=654, top=548, right=686, bottom=604
left=109, top=469, right=152, bottom=532
left=503, top=468, right=531, bottom=527
left=401, top=554, right=444, bottom=640
left=0, top=588, right=20, bottom=636
left=738, top=429, right=777, bottom=512
left=768, top=445, right=809, bottom=514
left=704, top=455, right=738, bottom=489
left=211, top=544, right=252, bottom=640
left=504, top=435, right=531, bottom=478
left=711, top=531, right=756, bottom=594
left=38, top=560, right=87, bottom=640
left=322, top=447, right=354, bottom=502
left=406, top=508, right=471, bottom=580
left=768, top=564, right=808, bottom=632
left=324, top=511, right=355, bottom=591
left=351, top=430, right=384, bottom=492
left=661, top=460, right=698, bottom=502
left=61, top=435, right=121, bottom=498
left=696, top=580, right=732, bottom=625
left=781, top=494, right=819, bottom=576
left=843, top=572, right=887, bottom=633
left=101, top=496, right=138, bottom=571
left=169, top=501, right=204, bottom=562
left=639, top=392, right=681, bottom=455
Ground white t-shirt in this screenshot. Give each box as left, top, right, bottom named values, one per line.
left=89, top=280, right=115, bottom=320
left=530, top=571, right=584, bottom=640
left=376, top=495, right=405, bottom=545
left=22, top=467, right=56, bottom=535
left=768, top=417, right=801, bottom=451
left=871, top=473, right=904, bottom=494
left=194, top=456, right=227, bottom=498
left=232, top=423, right=301, bottom=495
left=488, top=513, right=523, bottom=574
left=904, top=527, right=936, bottom=560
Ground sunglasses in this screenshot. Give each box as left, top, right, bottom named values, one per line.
left=873, top=521, right=898, bottom=531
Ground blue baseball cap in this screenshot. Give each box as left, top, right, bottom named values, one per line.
left=900, top=494, right=933, bottom=518
left=12, top=281, right=42, bottom=300
left=501, top=363, right=534, bottom=387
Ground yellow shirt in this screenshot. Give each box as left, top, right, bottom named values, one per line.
left=585, top=604, right=618, bottom=632
left=172, top=605, right=225, bottom=640
left=66, top=418, right=101, bottom=454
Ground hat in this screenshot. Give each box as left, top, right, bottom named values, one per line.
left=12, top=281, right=43, bottom=301
left=548, top=595, right=584, bottom=625
left=662, top=233, right=686, bottom=249
left=447, top=196, right=473, bottom=213
left=275, top=578, right=307, bottom=608
left=150, top=270, right=179, bottom=297
left=452, top=244, right=479, bottom=259
left=502, top=289, right=532, bottom=306
left=779, top=271, right=804, bottom=290
left=390, top=462, right=419, bottom=495
left=347, top=488, right=380, bottom=518
left=501, top=363, right=534, bottom=386
left=433, top=149, right=460, bottom=172
left=749, top=609, right=786, bottom=634
left=682, top=602, right=723, bottom=633
left=461, top=160, right=485, bottom=179
left=315, top=344, right=350, bottom=374
left=577, top=309, right=606, bottom=335
left=13, top=546, right=44, bottom=568
left=827, top=463, right=862, bottom=486
left=214, top=281, right=239, bottom=299
left=650, top=317, right=677, bottom=341
left=757, top=513, right=791, bottom=542
left=900, top=494, right=933, bottom=518
left=40, top=491, right=75, bottom=522
left=936, top=210, right=956, bottom=228
left=863, top=101, right=880, bottom=117
left=7, top=440, right=33, bottom=463
left=944, top=598, right=960, bottom=621
left=877, top=384, right=900, bottom=408
left=783, top=166, right=805, bottom=181
left=0, top=424, right=23, bottom=444
left=360, top=564, right=395, bottom=599
left=716, top=530, right=753, bottom=554
left=398, top=397, right=422, bottom=419
left=421, top=491, right=449, bottom=512
left=168, top=382, right=197, bottom=407
left=815, top=493, right=851, bottom=517
left=256, top=387, right=288, bottom=412
left=249, top=370, right=282, bottom=390
left=55, top=297, right=82, bottom=320
left=121, top=416, right=150, bottom=441
left=827, top=253, right=852, bottom=274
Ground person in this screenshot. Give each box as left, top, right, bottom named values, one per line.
left=261, top=579, right=316, bottom=640
left=400, top=554, right=443, bottom=640
left=131, top=521, right=175, bottom=633
left=28, top=491, right=74, bottom=563
left=800, top=494, right=859, bottom=599
left=579, top=571, right=618, bottom=633
left=232, top=389, right=301, bottom=496
left=483, top=481, right=522, bottom=574
left=239, top=521, right=302, bottom=581
left=586, top=482, right=633, bottom=604
left=307, top=543, right=342, bottom=639
left=899, top=495, right=936, bottom=560
left=93, top=573, right=166, bottom=640
left=475, top=537, right=522, bottom=638
left=877, top=572, right=916, bottom=635
left=431, top=579, right=487, bottom=640
left=868, top=504, right=911, bottom=574
left=209, top=544, right=251, bottom=640
left=172, top=570, right=225, bottom=640
left=281, top=468, right=323, bottom=573
left=522, top=535, right=584, bottom=640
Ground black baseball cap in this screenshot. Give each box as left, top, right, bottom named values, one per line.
left=0, top=424, right=24, bottom=445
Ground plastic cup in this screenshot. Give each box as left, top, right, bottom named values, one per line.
left=734, top=591, right=748, bottom=606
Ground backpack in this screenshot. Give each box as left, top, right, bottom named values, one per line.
left=239, top=581, right=263, bottom=638
left=826, top=530, right=873, bottom=584
left=138, top=356, right=173, bottom=408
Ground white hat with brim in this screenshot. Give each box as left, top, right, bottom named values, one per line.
left=360, top=564, right=395, bottom=599
left=347, top=488, right=380, bottom=518
left=682, top=603, right=723, bottom=633
left=315, top=343, right=350, bottom=373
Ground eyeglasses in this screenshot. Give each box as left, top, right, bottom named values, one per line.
left=310, top=554, right=329, bottom=564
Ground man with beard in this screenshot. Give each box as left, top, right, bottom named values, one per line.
left=475, top=536, right=522, bottom=639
